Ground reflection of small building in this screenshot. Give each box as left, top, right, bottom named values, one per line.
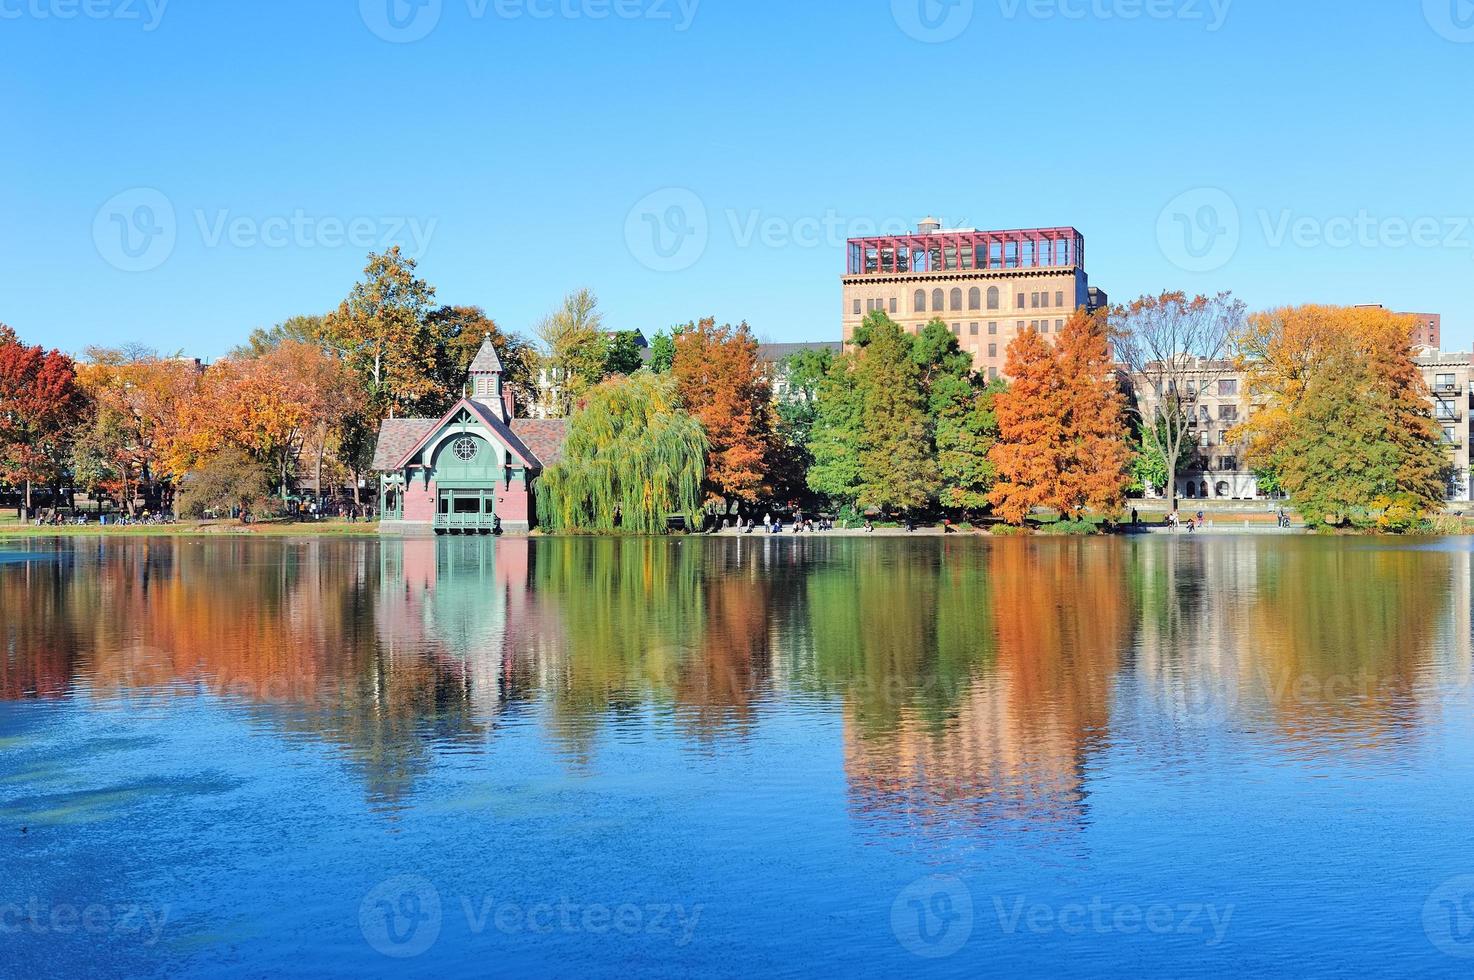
left=373, top=337, right=566, bottom=534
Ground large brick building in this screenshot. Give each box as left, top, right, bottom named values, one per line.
left=842, top=217, right=1107, bottom=380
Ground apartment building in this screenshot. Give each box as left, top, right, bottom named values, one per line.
left=842, top=218, right=1106, bottom=380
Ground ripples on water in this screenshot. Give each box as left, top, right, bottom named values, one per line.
left=3, top=535, right=1474, bottom=977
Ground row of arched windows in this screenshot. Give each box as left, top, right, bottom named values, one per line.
left=913, top=286, right=1000, bottom=313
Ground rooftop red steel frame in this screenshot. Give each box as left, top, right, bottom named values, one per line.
left=846, top=227, right=1084, bottom=276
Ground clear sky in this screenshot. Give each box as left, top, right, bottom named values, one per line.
left=3, top=0, right=1472, bottom=358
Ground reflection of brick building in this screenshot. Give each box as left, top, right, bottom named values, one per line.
left=842, top=217, right=1106, bottom=381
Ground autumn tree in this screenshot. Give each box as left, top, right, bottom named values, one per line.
left=536, top=288, right=607, bottom=415
left=1112, top=291, right=1247, bottom=508
left=989, top=327, right=1070, bottom=524
left=0, top=325, right=86, bottom=518
left=232, top=314, right=327, bottom=358
left=322, top=247, right=439, bottom=416
left=74, top=347, right=200, bottom=515
left=424, top=304, right=537, bottom=412
left=1230, top=305, right=1449, bottom=530
left=1054, top=309, right=1132, bottom=515
left=672, top=318, right=774, bottom=504
left=175, top=447, right=273, bottom=522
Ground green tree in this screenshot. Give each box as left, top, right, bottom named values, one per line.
left=176, top=447, right=274, bottom=521
left=806, top=355, right=863, bottom=505
left=535, top=371, right=707, bottom=534
left=852, top=314, right=938, bottom=511
left=912, top=319, right=999, bottom=511
left=603, top=330, right=647, bottom=377
left=647, top=330, right=678, bottom=374
left=232, top=314, right=327, bottom=358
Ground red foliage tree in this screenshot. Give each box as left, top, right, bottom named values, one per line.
left=0, top=325, right=87, bottom=517
left=672, top=318, right=774, bottom=504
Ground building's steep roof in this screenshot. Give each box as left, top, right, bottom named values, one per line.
left=469, top=335, right=504, bottom=375
left=371, top=418, right=437, bottom=471
left=510, top=419, right=569, bottom=467
left=757, top=341, right=843, bottom=364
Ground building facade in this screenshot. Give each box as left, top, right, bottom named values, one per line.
left=372, top=337, right=567, bottom=534
left=1129, top=343, right=1474, bottom=504
left=842, top=218, right=1105, bottom=380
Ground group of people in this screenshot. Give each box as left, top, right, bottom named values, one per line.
left=1167, top=510, right=1207, bottom=532
left=717, top=512, right=838, bottom=534
left=27, top=510, right=174, bottom=527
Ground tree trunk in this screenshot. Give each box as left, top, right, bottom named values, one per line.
left=22, top=480, right=31, bottom=521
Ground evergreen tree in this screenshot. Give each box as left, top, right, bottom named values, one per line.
left=806, top=355, right=863, bottom=505
left=852, top=314, right=938, bottom=510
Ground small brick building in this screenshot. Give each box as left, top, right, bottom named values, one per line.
left=372, top=337, right=566, bottom=534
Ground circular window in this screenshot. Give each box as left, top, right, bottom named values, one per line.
left=452, top=437, right=479, bottom=462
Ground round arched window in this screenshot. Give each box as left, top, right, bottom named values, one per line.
left=452, top=436, right=479, bottom=462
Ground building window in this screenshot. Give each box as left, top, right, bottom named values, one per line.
left=1220, top=457, right=1238, bottom=471
left=987, top=287, right=1000, bottom=310
left=1437, top=373, right=1456, bottom=391
left=889, top=297, right=897, bottom=314
left=968, top=287, right=981, bottom=310
left=853, top=299, right=861, bottom=315
left=1017, top=292, right=1026, bottom=309
left=932, top=288, right=945, bottom=311
left=1219, top=405, right=1238, bottom=422
left=1218, top=379, right=1238, bottom=397
left=914, top=289, right=926, bottom=312
left=1031, top=292, right=1040, bottom=308
left=952, top=322, right=961, bottom=335
left=988, top=344, right=997, bottom=357
left=969, top=322, right=979, bottom=335
left=1055, top=319, right=1063, bottom=331
left=1055, top=290, right=1064, bottom=307
left=989, top=367, right=999, bottom=381
left=988, top=322, right=997, bottom=335
left=452, top=437, right=480, bottom=462
left=950, top=288, right=963, bottom=311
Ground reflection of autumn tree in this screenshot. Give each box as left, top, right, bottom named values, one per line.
left=2, top=540, right=492, bottom=808
left=1246, top=541, right=1449, bottom=742
left=673, top=555, right=773, bottom=742
left=0, top=555, right=83, bottom=698
left=843, top=539, right=1129, bottom=837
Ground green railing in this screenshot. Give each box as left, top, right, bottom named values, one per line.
left=433, top=512, right=499, bottom=532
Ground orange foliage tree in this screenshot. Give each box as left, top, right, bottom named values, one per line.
left=0, top=325, right=86, bottom=517
left=989, top=311, right=1130, bottom=524
left=672, top=318, right=774, bottom=504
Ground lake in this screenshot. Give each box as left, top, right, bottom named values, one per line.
left=3, top=535, right=1474, bottom=977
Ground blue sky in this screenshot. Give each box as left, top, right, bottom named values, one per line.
left=2, top=0, right=1472, bottom=357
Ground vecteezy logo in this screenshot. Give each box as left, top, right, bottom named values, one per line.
left=890, top=874, right=973, bottom=959
left=624, top=188, right=709, bottom=273
left=891, top=0, right=974, bottom=42
left=93, top=188, right=177, bottom=273
left=360, top=0, right=442, bottom=43
left=1156, top=188, right=1241, bottom=274
left=1425, top=0, right=1474, bottom=42
left=1424, top=875, right=1474, bottom=958
left=359, top=875, right=443, bottom=958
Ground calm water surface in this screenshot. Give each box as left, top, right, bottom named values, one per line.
left=3, top=535, right=1474, bottom=978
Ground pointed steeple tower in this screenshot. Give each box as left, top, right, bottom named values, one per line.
left=468, top=334, right=509, bottom=421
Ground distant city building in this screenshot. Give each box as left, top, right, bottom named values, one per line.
left=1128, top=330, right=1474, bottom=504
left=1355, top=304, right=1441, bottom=349
left=842, top=218, right=1106, bottom=381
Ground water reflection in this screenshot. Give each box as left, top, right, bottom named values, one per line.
left=1, top=536, right=1469, bottom=825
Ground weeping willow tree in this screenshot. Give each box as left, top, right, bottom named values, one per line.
left=536, top=371, right=707, bottom=534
